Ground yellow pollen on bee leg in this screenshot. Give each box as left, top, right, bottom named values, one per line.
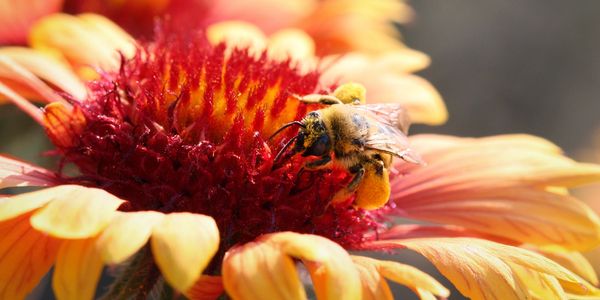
left=333, top=82, right=367, bottom=105
left=354, top=167, right=391, bottom=210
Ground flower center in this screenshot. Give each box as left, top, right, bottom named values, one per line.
left=43, top=30, right=386, bottom=250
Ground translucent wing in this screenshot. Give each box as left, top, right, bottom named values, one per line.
left=354, top=104, right=422, bottom=164
left=352, top=103, right=411, bottom=134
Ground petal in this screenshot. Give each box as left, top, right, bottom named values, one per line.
left=206, top=21, right=267, bottom=57
left=396, top=188, right=600, bottom=251
left=222, top=240, right=306, bottom=300
left=77, top=13, right=136, bottom=58
left=268, top=233, right=361, bottom=300
left=0, top=0, right=63, bottom=44
left=391, top=134, right=600, bottom=251
left=0, top=73, right=45, bottom=124
left=320, top=55, right=447, bottom=125
left=0, top=154, right=57, bottom=189
left=222, top=232, right=361, bottom=300
left=0, top=212, right=61, bottom=299
left=365, top=74, right=447, bottom=125
left=351, top=255, right=449, bottom=300
left=185, top=275, right=224, bottom=300
left=30, top=185, right=124, bottom=239
left=398, top=134, right=600, bottom=189
left=29, top=13, right=135, bottom=73
left=267, top=28, right=316, bottom=71
left=0, top=186, right=66, bottom=222
left=297, top=0, right=413, bottom=55
left=369, top=238, right=598, bottom=299
left=206, top=0, right=315, bottom=33
left=52, top=238, right=104, bottom=300
left=151, top=213, right=219, bottom=292
left=376, top=224, right=518, bottom=246
left=43, top=102, right=87, bottom=148
left=0, top=54, right=68, bottom=104
left=96, top=211, right=164, bottom=264
left=512, top=264, right=566, bottom=300
left=0, top=47, right=87, bottom=100
left=351, top=256, right=393, bottom=300
left=535, top=247, right=599, bottom=286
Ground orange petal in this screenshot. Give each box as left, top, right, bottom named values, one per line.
left=29, top=13, right=135, bottom=73
left=0, top=212, right=61, bottom=299
left=267, top=28, right=315, bottom=62
left=297, top=0, right=413, bottom=55
left=0, top=154, right=57, bottom=189
left=52, top=238, right=104, bottom=300
left=391, top=134, right=600, bottom=251
left=223, top=232, right=361, bottom=300
left=207, top=21, right=267, bottom=57
left=351, top=255, right=449, bottom=300
left=222, top=239, right=306, bottom=300
left=399, top=134, right=600, bottom=188
left=0, top=71, right=45, bottom=124
left=320, top=56, right=447, bottom=125
left=207, top=0, right=315, bottom=34
left=269, top=232, right=361, bottom=300
left=151, top=213, right=219, bottom=292
left=370, top=238, right=598, bottom=299
left=0, top=54, right=68, bottom=104
left=0, top=186, right=68, bottom=222
left=0, top=47, right=87, bottom=100
left=185, top=275, right=224, bottom=300
left=77, top=13, right=136, bottom=58
left=351, top=256, right=393, bottom=300
left=43, top=102, right=86, bottom=148
left=96, top=211, right=164, bottom=264
left=0, top=0, right=63, bottom=44
left=30, top=185, right=124, bottom=239
left=376, top=224, right=518, bottom=246
left=512, top=264, right=566, bottom=300
left=366, top=74, right=446, bottom=125
left=534, top=247, right=599, bottom=286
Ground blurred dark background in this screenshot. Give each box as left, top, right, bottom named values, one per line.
left=404, top=1, right=600, bottom=158
left=5, top=1, right=600, bottom=299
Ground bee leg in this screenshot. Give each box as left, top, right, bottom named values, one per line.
left=346, top=165, right=366, bottom=191
left=331, top=165, right=365, bottom=204
left=304, top=155, right=332, bottom=170
left=293, top=93, right=343, bottom=105
left=290, top=156, right=331, bottom=195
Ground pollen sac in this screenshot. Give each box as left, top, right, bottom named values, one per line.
left=354, top=167, right=391, bottom=210
left=333, top=82, right=367, bottom=104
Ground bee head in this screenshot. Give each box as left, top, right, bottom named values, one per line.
left=295, top=111, right=331, bottom=157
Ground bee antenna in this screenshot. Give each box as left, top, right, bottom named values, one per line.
left=273, top=136, right=299, bottom=165
left=269, top=121, right=305, bottom=141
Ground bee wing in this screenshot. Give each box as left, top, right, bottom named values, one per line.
left=352, top=103, right=411, bottom=134
left=355, top=104, right=422, bottom=164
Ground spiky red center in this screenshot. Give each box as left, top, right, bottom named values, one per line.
left=45, top=31, right=387, bottom=255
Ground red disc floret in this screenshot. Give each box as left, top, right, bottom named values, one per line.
left=46, top=29, right=386, bottom=251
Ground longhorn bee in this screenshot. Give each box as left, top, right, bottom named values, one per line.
left=271, top=83, right=421, bottom=210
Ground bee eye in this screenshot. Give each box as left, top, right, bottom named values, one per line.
left=303, top=135, right=330, bottom=157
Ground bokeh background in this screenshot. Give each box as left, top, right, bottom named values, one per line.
left=405, top=1, right=600, bottom=153
left=396, top=1, right=600, bottom=299
left=4, top=1, right=600, bottom=299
